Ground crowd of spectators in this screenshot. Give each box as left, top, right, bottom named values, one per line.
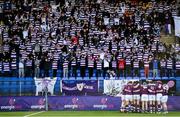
left=0, top=0, right=179, bottom=79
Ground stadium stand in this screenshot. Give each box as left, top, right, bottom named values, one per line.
left=0, top=0, right=179, bottom=96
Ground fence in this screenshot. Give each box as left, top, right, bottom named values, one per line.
left=0, top=77, right=178, bottom=96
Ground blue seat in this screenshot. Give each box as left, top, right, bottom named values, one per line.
left=0, top=77, right=4, bottom=81
left=25, top=81, right=32, bottom=85
left=98, top=77, right=104, bottom=80
left=76, top=77, right=82, bottom=80
left=149, top=70, right=153, bottom=77
left=148, top=77, right=154, bottom=80
left=11, top=77, right=18, bottom=81
left=24, top=85, right=33, bottom=92
left=91, top=77, right=97, bottom=80
left=3, top=77, right=11, bottom=81
left=69, top=77, right=75, bottom=80
left=162, top=77, right=168, bottom=80
left=126, top=77, right=132, bottom=80
left=84, top=77, right=89, bottom=80
left=77, top=73, right=81, bottom=77
left=77, top=70, right=80, bottom=73
left=140, top=72, right=145, bottom=77
left=62, top=77, right=68, bottom=80
left=0, top=84, right=3, bottom=92
left=104, top=77, right=109, bottom=80
left=10, top=85, right=18, bottom=93
left=2, top=88, right=9, bottom=94
left=140, top=77, right=146, bottom=80
left=25, top=77, right=33, bottom=81
left=119, top=77, right=125, bottom=80
left=0, top=78, right=3, bottom=85
left=156, top=77, right=161, bottom=80
left=85, top=72, right=89, bottom=77
left=12, top=81, right=18, bottom=85
left=3, top=81, right=10, bottom=86
left=133, top=77, right=140, bottom=80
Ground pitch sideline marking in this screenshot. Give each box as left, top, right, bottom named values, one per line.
left=23, top=111, right=45, bottom=117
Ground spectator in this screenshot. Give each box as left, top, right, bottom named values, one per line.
left=125, top=56, right=132, bottom=77
left=52, top=60, right=58, bottom=77
left=153, top=58, right=159, bottom=78
left=133, top=59, right=140, bottom=77
left=103, top=57, right=110, bottom=77
left=63, top=59, right=69, bottom=78
left=175, top=59, right=180, bottom=77
left=160, top=58, right=167, bottom=78
left=19, top=60, right=24, bottom=78
left=144, top=59, right=150, bottom=79
left=71, top=57, right=77, bottom=77
left=88, top=55, right=94, bottom=78
left=118, top=58, right=125, bottom=77
left=25, top=58, right=33, bottom=77
left=44, top=58, right=51, bottom=77
left=34, top=57, right=40, bottom=78
left=167, top=57, right=173, bottom=78
left=33, top=41, right=41, bottom=57
left=80, top=53, right=86, bottom=78
left=96, top=58, right=102, bottom=78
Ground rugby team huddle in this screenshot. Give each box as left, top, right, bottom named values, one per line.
left=121, top=80, right=169, bottom=114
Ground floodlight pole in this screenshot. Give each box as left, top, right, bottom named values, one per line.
left=45, top=85, right=48, bottom=111
left=19, top=77, right=22, bottom=96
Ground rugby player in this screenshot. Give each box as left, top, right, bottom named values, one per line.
left=132, top=81, right=141, bottom=112
left=148, top=81, right=156, bottom=113
left=141, top=82, right=149, bottom=113
left=156, top=81, right=163, bottom=113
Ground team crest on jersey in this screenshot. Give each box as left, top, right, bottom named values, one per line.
left=77, top=83, right=85, bottom=91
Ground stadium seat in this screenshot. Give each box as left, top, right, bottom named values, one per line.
left=69, top=77, right=75, bottom=80
left=98, top=77, right=104, bottom=80
left=91, top=77, right=97, bottom=80
left=62, top=77, right=68, bottom=80
left=76, top=77, right=83, bottom=80
left=0, top=78, right=4, bottom=85
left=77, top=73, right=81, bottom=77
left=162, top=77, right=169, bottom=80
left=25, top=77, right=33, bottom=81
left=140, top=77, right=146, bottom=80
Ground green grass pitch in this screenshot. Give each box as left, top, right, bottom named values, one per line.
left=0, top=111, right=180, bottom=117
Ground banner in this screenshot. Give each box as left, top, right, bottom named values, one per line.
left=104, top=79, right=139, bottom=96
left=49, top=96, right=120, bottom=110
left=174, top=16, right=180, bottom=37
left=34, top=77, right=57, bottom=96
left=0, top=96, right=45, bottom=111
left=0, top=96, right=180, bottom=111
left=61, top=80, right=98, bottom=95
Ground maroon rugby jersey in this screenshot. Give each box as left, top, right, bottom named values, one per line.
left=124, top=84, right=133, bottom=95
left=133, top=84, right=141, bottom=95
left=156, top=83, right=163, bottom=94
left=141, top=85, right=148, bottom=94
left=148, top=84, right=156, bottom=95
left=162, top=85, right=169, bottom=96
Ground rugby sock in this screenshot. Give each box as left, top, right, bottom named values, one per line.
left=137, top=104, right=140, bottom=113
left=150, top=104, right=153, bottom=113
left=157, top=104, right=162, bottom=112
left=131, top=104, right=135, bottom=112
left=125, top=105, right=129, bottom=112
left=120, top=107, right=124, bottom=112
left=153, top=105, right=156, bottom=112
left=129, top=105, right=133, bottom=112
